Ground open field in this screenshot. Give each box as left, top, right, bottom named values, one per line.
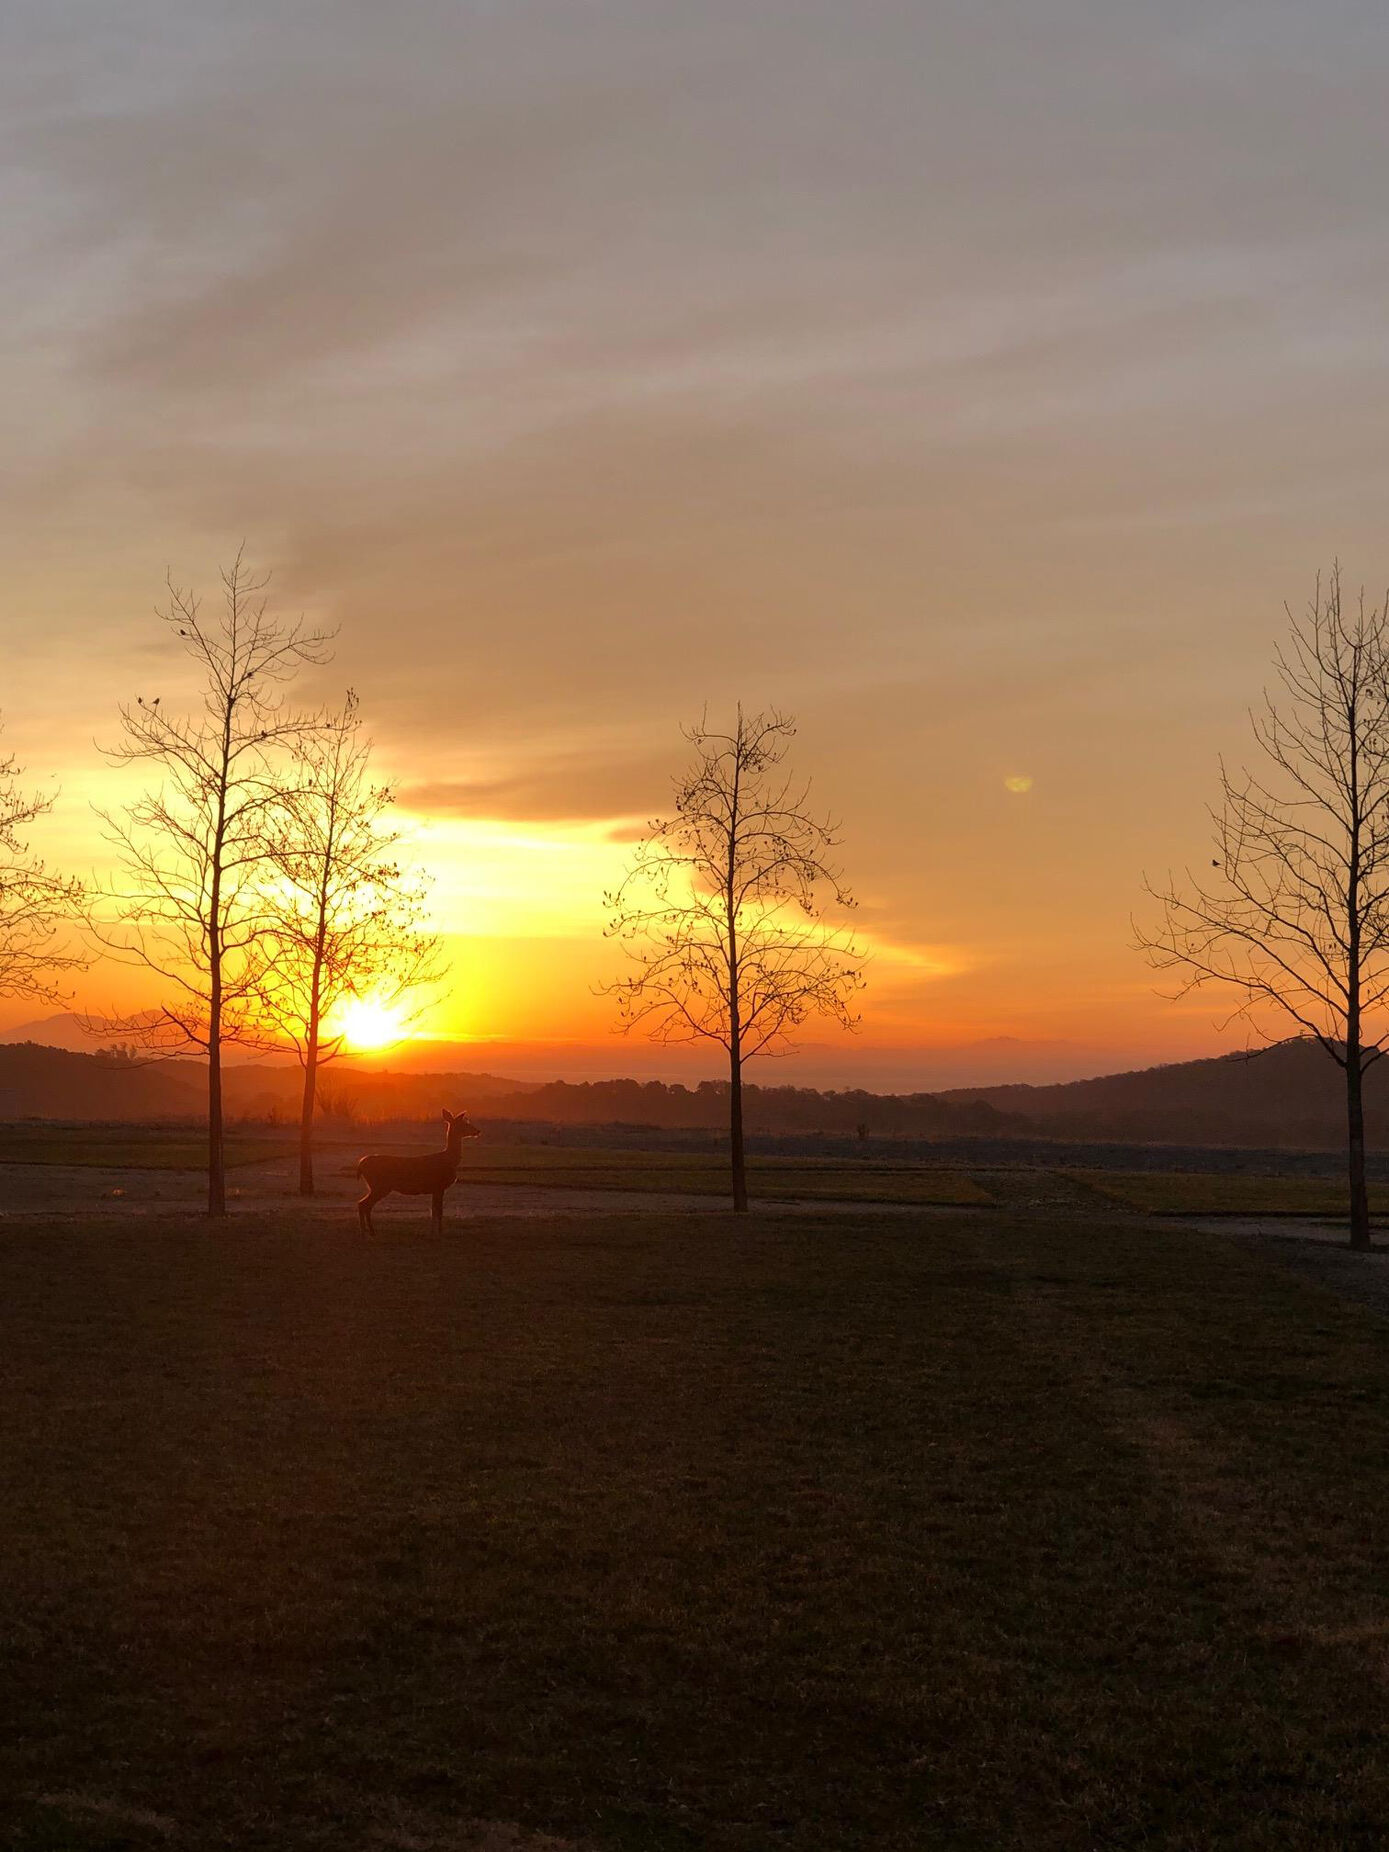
left=1077, top=1169, right=1389, bottom=1218
left=6, top=1124, right=1387, bottom=1224
left=5, top=1207, right=1389, bottom=1848
left=451, top=1144, right=992, bottom=1205
left=0, top=1126, right=297, bottom=1172
left=0, top=1128, right=986, bottom=1204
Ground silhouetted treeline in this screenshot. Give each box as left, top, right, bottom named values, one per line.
left=0, top=1044, right=1016, bottom=1138
left=1, top=1035, right=1377, bottom=1152
left=459, top=1078, right=1019, bottom=1138
left=0, top=1043, right=202, bottom=1121
left=233, top=1068, right=1023, bottom=1137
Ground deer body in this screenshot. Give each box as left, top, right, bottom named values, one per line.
left=356, top=1109, right=481, bottom=1233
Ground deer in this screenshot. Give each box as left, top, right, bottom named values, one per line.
left=356, top=1108, right=481, bottom=1234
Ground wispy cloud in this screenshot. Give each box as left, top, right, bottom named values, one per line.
left=5, top=0, right=1389, bottom=1064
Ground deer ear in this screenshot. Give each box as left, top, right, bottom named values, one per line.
left=442, top=1109, right=453, bottom=1123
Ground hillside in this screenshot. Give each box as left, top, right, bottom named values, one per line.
left=0, top=1040, right=541, bottom=1126
left=0, top=1042, right=1024, bottom=1139
left=0, top=1043, right=204, bottom=1121
left=220, top=1068, right=1027, bottom=1139
left=0, top=1014, right=274, bottom=1066
left=942, top=1040, right=1369, bottom=1148
left=4, top=1033, right=1374, bottom=1150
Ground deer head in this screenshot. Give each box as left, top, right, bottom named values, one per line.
left=443, top=1108, right=482, bottom=1145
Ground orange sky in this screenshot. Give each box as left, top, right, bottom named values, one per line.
left=4, top=3, right=1389, bottom=1088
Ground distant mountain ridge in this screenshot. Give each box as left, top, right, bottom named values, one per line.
left=0, top=1031, right=1373, bottom=1150
left=0, top=1043, right=203, bottom=1122
left=0, top=1013, right=289, bottom=1067
left=0, top=1014, right=121, bottom=1055
left=0, top=1041, right=1023, bottom=1138
left=942, top=1039, right=1371, bottom=1148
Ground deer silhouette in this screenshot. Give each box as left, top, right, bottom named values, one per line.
left=356, top=1108, right=481, bottom=1234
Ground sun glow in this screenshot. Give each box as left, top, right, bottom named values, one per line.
left=330, top=996, right=411, bottom=1052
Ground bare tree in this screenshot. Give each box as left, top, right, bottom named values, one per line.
left=0, top=722, right=84, bottom=1002
left=1139, top=569, right=1389, bottom=1251
left=257, top=691, right=440, bottom=1196
left=605, top=707, right=862, bottom=1212
left=94, top=552, right=333, bottom=1216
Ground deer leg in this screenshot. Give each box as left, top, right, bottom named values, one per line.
left=358, top=1186, right=381, bottom=1234
left=431, top=1190, right=444, bottom=1234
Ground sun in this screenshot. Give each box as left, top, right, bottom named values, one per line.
left=331, top=996, right=409, bottom=1053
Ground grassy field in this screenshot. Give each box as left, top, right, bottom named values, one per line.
left=0, top=1128, right=985, bottom=1203
left=5, top=1124, right=1387, bottom=1221
left=448, top=1143, right=992, bottom=1205
left=1080, top=1168, right=1389, bottom=1218
left=0, top=1127, right=295, bottom=1171
left=5, top=1209, right=1389, bottom=1849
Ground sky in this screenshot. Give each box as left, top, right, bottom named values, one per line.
left=4, top=0, right=1389, bottom=1087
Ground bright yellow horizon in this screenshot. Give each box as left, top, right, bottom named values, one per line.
left=0, top=732, right=1245, bottom=1089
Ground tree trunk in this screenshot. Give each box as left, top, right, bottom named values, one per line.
left=1347, top=1059, right=1371, bottom=1251
left=299, top=957, right=322, bottom=1196
left=298, top=1050, right=318, bottom=1196
left=207, top=743, right=228, bottom=1219
left=207, top=1032, right=226, bottom=1218
left=729, top=1045, right=748, bottom=1214
left=724, top=741, right=747, bottom=1214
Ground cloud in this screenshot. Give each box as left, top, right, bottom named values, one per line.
left=393, top=736, right=680, bottom=825
left=399, top=778, right=650, bottom=830
left=7, top=0, right=1389, bottom=1066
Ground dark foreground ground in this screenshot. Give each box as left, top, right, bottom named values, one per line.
left=4, top=1210, right=1389, bottom=1850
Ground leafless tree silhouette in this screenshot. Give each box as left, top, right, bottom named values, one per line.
left=605, top=707, right=862, bottom=1212
left=0, top=720, right=84, bottom=1003
left=1139, top=568, right=1389, bottom=1251
left=92, top=552, right=333, bottom=1216
left=257, top=691, right=440, bottom=1195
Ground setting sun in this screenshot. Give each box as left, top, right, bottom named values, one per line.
left=330, top=997, right=410, bottom=1052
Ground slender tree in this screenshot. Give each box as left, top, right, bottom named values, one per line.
left=0, top=720, right=84, bottom=1002
left=257, top=691, right=439, bottom=1195
left=1140, top=568, right=1389, bottom=1251
left=605, top=707, right=862, bottom=1212
left=94, top=553, right=332, bottom=1216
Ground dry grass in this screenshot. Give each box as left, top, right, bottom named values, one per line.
left=5, top=1209, right=1389, bottom=1847
left=0, top=1129, right=295, bottom=1172
left=0, top=1129, right=989, bottom=1204
left=452, top=1143, right=991, bottom=1205
left=1079, top=1168, right=1389, bottom=1218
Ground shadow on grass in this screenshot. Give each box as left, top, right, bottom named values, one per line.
left=4, top=1209, right=1389, bottom=1849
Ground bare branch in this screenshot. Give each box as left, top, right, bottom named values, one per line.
left=602, top=706, right=863, bottom=1211
left=0, top=722, right=86, bottom=1003
left=1136, top=566, right=1389, bottom=1248
left=89, top=555, right=335, bottom=1215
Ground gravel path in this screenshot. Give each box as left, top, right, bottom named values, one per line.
left=1185, top=1216, right=1389, bottom=1320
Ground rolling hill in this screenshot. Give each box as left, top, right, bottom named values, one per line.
left=942, top=1039, right=1368, bottom=1148
left=0, top=1043, right=204, bottom=1122
left=0, top=1030, right=1374, bottom=1151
